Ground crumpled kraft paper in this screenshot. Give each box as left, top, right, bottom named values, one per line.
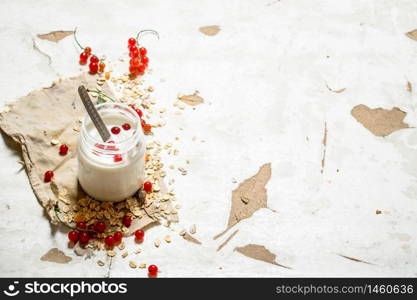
left=0, top=73, right=176, bottom=228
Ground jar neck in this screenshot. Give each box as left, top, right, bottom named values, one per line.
left=80, top=103, right=144, bottom=155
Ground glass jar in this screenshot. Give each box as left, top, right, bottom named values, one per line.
left=77, top=103, right=145, bottom=202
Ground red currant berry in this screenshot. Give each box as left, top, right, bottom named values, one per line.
left=144, top=123, right=152, bottom=134
left=94, top=221, right=106, bottom=233
left=122, top=123, right=131, bottom=130
left=80, top=52, right=89, bottom=63
left=90, top=55, right=99, bottom=64
left=122, top=215, right=132, bottom=227
left=84, top=47, right=92, bottom=54
left=130, top=58, right=140, bottom=67
left=87, top=224, right=97, bottom=238
left=76, top=222, right=87, bottom=229
left=129, top=45, right=138, bottom=53
left=113, top=231, right=123, bottom=243
left=104, top=235, right=115, bottom=247
left=59, top=144, right=69, bottom=156
left=142, top=56, right=149, bottom=64
left=138, top=64, right=145, bottom=73
left=136, top=108, right=143, bottom=118
left=134, top=229, right=144, bottom=241
left=79, top=231, right=90, bottom=244
left=111, top=126, right=121, bottom=134
left=139, top=47, right=147, bottom=56
left=113, top=154, right=123, bottom=163
left=129, top=65, right=137, bottom=75
left=143, top=181, right=152, bottom=193
left=148, top=264, right=158, bottom=276
left=99, top=62, right=105, bottom=73
left=89, top=62, right=98, bottom=74
left=68, top=230, right=79, bottom=243
left=128, top=38, right=136, bottom=47
left=130, top=48, right=139, bottom=58
left=44, top=170, right=54, bottom=183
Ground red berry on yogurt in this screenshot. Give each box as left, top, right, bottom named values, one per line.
left=111, top=126, right=121, bottom=134
left=122, top=123, right=131, bottom=130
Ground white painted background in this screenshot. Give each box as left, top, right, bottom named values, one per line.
left=0, top=0, right=416, bottom=277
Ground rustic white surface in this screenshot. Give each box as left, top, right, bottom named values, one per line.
left=0, top=0, right=417, bottom=277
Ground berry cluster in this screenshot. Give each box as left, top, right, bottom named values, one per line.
left=74, top=28, right=158, bottom=79
left=127, top=38, right=149, bottom=78
left=74, top=29, right=105, bottom=75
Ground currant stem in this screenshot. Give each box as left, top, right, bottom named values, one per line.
left=73, top=27, right=85, bottom=50
left=86, top=89, right=116, bottom=102
left=136, top=29, right=160, bottom=45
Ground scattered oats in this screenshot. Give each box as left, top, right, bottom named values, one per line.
left=134, top=248, right=142, bottom=254
left=178, top=167, right=187, bottom=175
left=175, top=136, right=180, bottom=141
left=73, top=126, right=80, bottom=132
left=190, top=224, right=197, bottom=234
left=169, top=164, right=175, bottom=169
left=139, top=263, right=146, bottom=269
left=175, top=204, right=181, bottom=209
left=129, top=261, right=137, bottom=269
left=153, top=184, right=160, bottom=192
left=192, top=136, right=197, bottom=141
left=178, top=103, right=186, bottom=110
left=50, top=139, right=60, bottom=145
left=147, top=86, right=154, bottom=92
left=179, top=230, right=186, bottom=236
left=171, top=209, right=178, bottom=214
left=121, top=251, right=128, bottom=258
left=154, top=239, right=161, bottom=247
left=107, top=250, right=116, bottom=257
left=118, top=242, right=125, bottom=250
left=97, top=260, right=105, bottom=266
left=165, top=235, right=172, bottom=243
left=173, top=149, right=179, bottom=156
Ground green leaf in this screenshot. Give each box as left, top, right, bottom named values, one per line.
left=97, top=96, right=106, bottom=104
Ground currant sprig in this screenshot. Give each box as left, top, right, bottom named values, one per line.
left=127, top=29, right=159, bottom=78
left=86, top=89, right=116, bottom=104
left=74, top=27, right=105, bottom=75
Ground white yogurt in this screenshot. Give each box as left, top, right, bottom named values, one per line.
left=77, top=103, right=145, bottom=202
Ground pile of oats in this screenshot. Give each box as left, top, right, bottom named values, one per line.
left=55, top=72, right=180, bottom=250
